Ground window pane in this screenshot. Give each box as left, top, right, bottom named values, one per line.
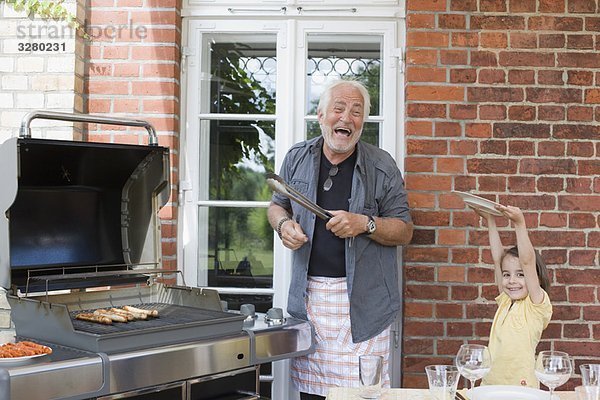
left=206, top=120, right=275, bottom=201
left=306, top=120, right=379, bottom=146
left=206, top=35, right=277, bottom=114
left=305, top=35, right=382, bottom=117
left=202, top=206, right=274, bottom=291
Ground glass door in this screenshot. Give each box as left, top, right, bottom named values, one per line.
left=181, top=16, right=403, bottom=399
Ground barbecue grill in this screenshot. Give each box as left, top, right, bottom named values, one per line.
left=0, top=111, right=313, bottom=399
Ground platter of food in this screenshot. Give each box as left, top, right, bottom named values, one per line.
left=0, top=341, right=52, bottom=361
left=452, top=190, right=504, bottom=216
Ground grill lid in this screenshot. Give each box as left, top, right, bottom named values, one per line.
left=0, top=118, right=169, bottom=293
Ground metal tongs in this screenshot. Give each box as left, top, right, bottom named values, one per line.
left=266, top=173, right=332, bottom=221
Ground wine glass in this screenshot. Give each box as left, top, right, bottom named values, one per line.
left=455, top=344, right=492, bottom=399
left=535, top=351, right=573, bottom=400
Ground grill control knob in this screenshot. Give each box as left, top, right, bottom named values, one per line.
left=265, top=307, right=285, bottom=325
left=240, top=304, right=256, bottom=321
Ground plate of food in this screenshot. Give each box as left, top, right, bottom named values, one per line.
left=0, top=341, right=52, bottom=362
left=452, top=191, right=504, bottom=216
left=468, top=385, right=550, bottom=400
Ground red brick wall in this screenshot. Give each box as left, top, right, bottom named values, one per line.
left=404, top=0, right=600, bottom=389
left=83, top=0, right=181, bottom=270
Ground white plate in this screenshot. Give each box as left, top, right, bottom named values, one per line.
left=468, top=385, right=551, bottom=400
left=0, top=352, right=48, bottom=362
left=452, top=191, right=503, bottom=217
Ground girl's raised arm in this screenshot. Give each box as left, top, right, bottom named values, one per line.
left=473, top=207, right=504, bottom=293
left=487, top=213, right=504, bottom=294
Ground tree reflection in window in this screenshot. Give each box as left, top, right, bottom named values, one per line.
left=206, top=41, right=276, bottom=293
left=210, top=42, right=276, bottom=189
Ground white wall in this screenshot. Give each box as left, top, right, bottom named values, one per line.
left=0, top=1, right=80, bottom=144
left=0, top=1, right=80, bottom=342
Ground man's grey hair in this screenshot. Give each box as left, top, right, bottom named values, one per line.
left=317, top=80, right=371, bottom=119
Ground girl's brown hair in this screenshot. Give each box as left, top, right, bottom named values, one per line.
left=501, top=246, right=550, bottom=291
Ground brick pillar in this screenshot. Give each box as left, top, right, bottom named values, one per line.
left=85, top=0, right=181, bottom=270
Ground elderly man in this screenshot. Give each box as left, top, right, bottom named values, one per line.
left=268, top=80, right=413, bottom=399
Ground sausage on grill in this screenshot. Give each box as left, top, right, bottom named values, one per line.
left=93, top=309, right=128, bottom=323
left=76, top=313, right=112, bottom=325
left=107, top=308, right=135, bottom=321
left=124, top=305, right=159, bottom=318
left=110, top=307, right=146, bottom=320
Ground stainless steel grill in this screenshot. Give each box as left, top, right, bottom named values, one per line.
left=0, top=111, right=314, bottom=400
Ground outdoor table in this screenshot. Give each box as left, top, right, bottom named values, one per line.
left=325, top=387, right=577, bottom=400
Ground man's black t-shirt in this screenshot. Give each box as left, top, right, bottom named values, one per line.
left=308, top=150, right=357, bottom=277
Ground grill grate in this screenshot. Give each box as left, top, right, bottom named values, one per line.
left=70, top=303, right=239, bottom=336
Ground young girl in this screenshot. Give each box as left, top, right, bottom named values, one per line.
left=475, top=204, right=552, bottom=388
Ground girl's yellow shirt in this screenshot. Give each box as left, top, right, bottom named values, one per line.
left=482, top=290, right=552, bottom=388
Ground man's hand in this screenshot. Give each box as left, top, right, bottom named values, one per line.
left=326, top=210, right=367, bottom=239
left=280, top=219, right=308, bottom=250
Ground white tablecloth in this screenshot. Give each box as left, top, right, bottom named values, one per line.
left=325, top=388, right=577, bottom=400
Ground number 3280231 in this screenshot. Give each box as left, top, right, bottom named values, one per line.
left=18, top=42, right=66, bottom=52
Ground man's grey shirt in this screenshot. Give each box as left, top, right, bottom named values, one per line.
left=271, top=136, right=412, bottom=343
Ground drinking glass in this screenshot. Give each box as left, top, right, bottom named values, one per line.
left=359, top=355, right=383, bottom=399
left=425, top=365, right=460, bottom=400
left=575, top=385, right=600, bottom=400
left=455, top=344, right=492, bottom=399
left=535, top=351, right=573, bottom=400
left=581, top=364, right=600, bottom=386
